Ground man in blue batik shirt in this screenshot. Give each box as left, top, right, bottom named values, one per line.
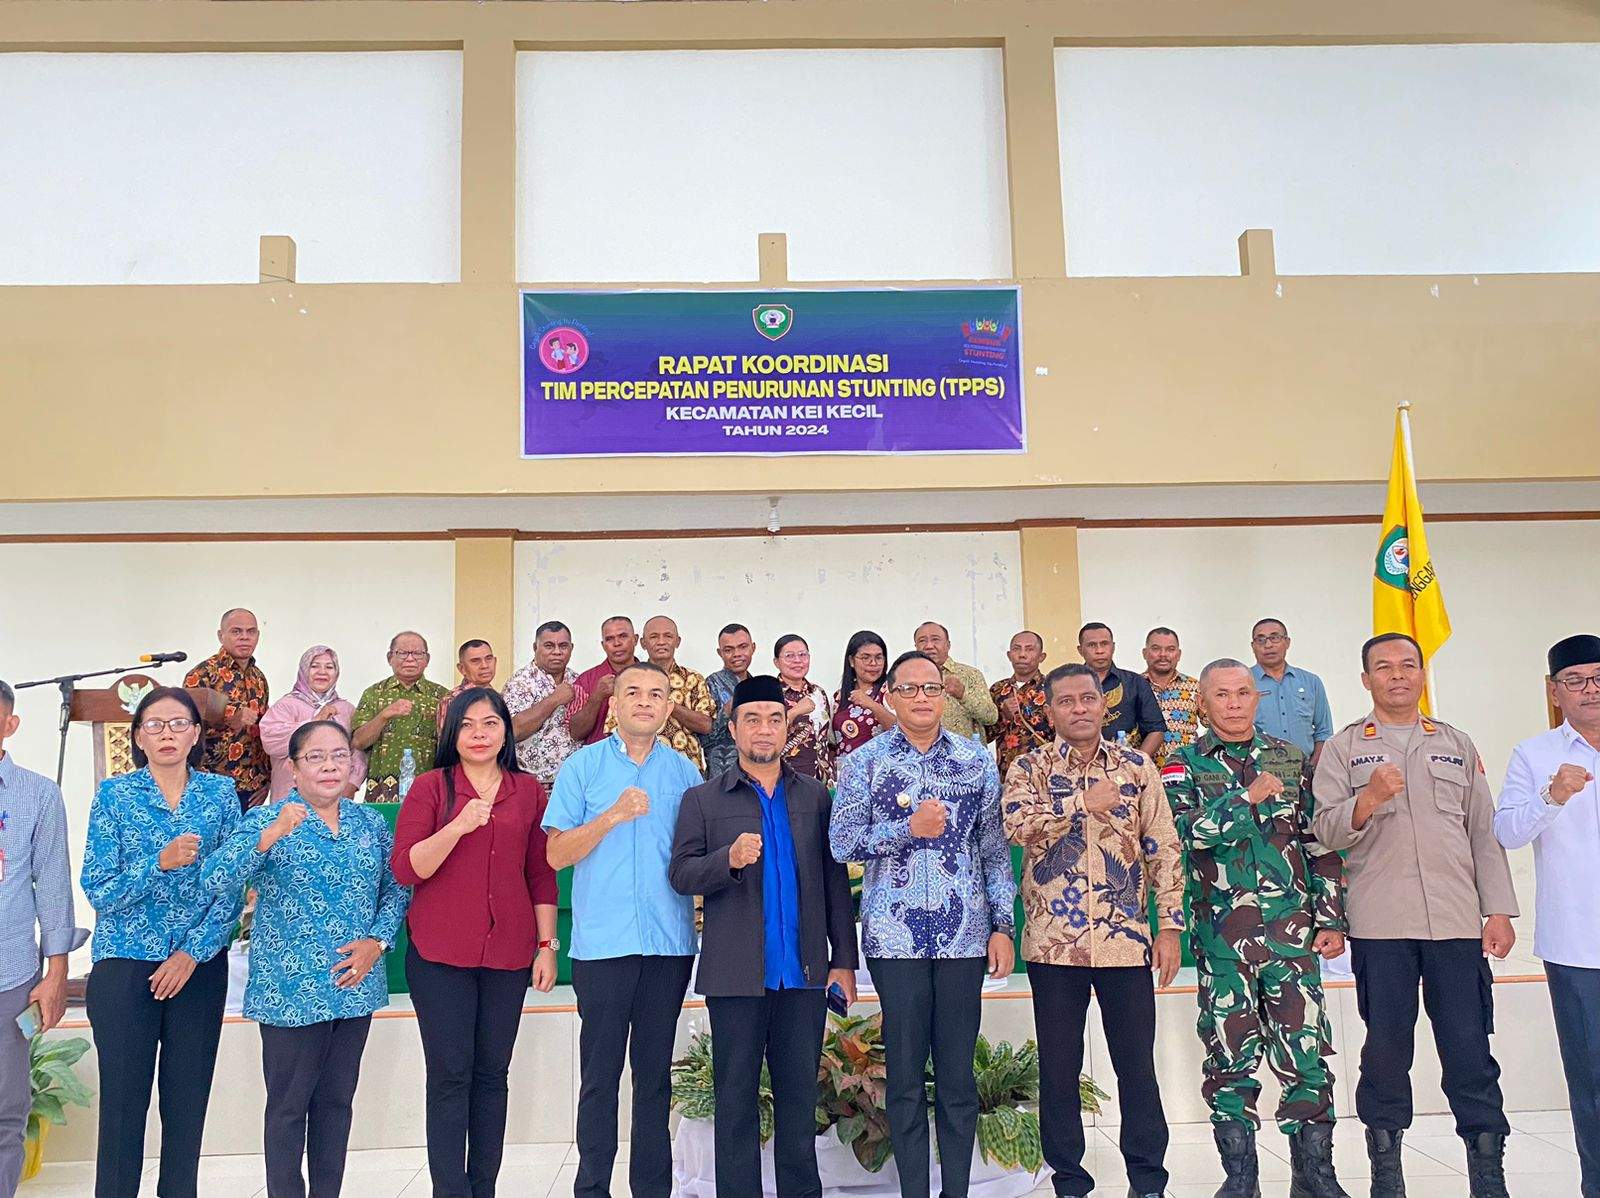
left=830, top=651, right=1016, bottom=1198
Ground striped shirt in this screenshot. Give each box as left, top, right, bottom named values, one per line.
left=0, top=753, right=88, bottom=992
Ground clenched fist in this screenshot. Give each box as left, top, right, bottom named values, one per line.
left=258, top=802, right=307, bottom=851
left=729, top=832, right=763, bottom=870
left=611, top=786, right=650, bottom=824
left=1364, top=763, right=1406, bottom=804
left=1083, top=777, right=1123, bottom=815
left=909, top=798, right=947, bottom=839
left=159, top=833, right=201, bottom=871
left=1245, top=772, right=1284, bottom=805
left=381, top=698, right=414, bottom=720
left=1550, top=763, right=1595, bottom=805
left=942, top=672, right=966, bottom=700
left=451, top=797, right=494, bottom=834
left=552, top=681, right=576, bottom=706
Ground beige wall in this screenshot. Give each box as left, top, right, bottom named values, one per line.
left=2, top=0, right=1598, bottom=503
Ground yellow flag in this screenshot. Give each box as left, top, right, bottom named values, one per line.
left=1373, top=407, right=1451, bottom=707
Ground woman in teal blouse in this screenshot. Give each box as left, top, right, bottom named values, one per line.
left=203, top=719, right=409, bottom=1198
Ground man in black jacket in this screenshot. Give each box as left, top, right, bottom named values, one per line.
left=669, top=674, right=859, bottom=1198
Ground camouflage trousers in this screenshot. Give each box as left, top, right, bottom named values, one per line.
left=1195, top=949, right=1335, bottom=1134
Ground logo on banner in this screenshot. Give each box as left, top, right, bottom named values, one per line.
left=752, top=303, right=794, bottom=342
left=538, top=326, right=590, bottom=374
left=960, top=316, right=1014, bottom=367
left=1376, top=526, right=1410, bottom=591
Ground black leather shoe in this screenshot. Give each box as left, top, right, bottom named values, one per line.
left=1212, top=1122, right=1262, bottom=1198
left=1366, top=1127, right=1407, bottom=1197
left=1463, top=1131, right=1511, bottom=1198
left=1288, top=1122, right=1350, bottom=1198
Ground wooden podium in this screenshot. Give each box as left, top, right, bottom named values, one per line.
left=68, top=674, right=226, bottom=784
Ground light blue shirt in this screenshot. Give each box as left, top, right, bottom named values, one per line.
left=830, top=726, right=1015, bottom=960
left=1495, top=722, right=1600, bottom=969
left=1251, top=664, right=1333, bottom=755
left=81, top=768, right=243, bottom=964
left=543, top=734, right=698, bottom=961
left=0, top=754, right=88, bottom=992
left=202, top=796, right=410, bottom=1026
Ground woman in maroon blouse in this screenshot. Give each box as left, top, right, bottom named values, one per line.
left=392, top=687, right=558, bottom=1198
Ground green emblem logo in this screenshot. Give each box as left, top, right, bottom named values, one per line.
left=1375, top=525, right=1410, bottom=591
left=752, top=303, right=793, bottom=342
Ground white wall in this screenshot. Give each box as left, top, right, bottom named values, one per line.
left=1056, top=43, right=1600, bottom=277
left=0, top=52, right=462, bottom=284
left=517, top=49, right=1012, bottom=283
left=1077, top=517, right=1600, bottom=951
left=0, top=540, right=456, bottom=973
left=514, top=531, right=1024, bottom=689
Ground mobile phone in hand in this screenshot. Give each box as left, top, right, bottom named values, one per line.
left=826, top=982, right=850, bottom=1017
left=15, top=1001, right=42, bottom=1040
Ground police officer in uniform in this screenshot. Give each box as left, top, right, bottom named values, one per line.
left=1163, top=659, right=1350, bottom=1198
left=1312, top=633, right=1519, bottom=1198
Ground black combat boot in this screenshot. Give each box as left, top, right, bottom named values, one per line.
left=1463, top=1131, right=1511, bottom=1198
left=1287, top=1122, right=1350, bottom=1198
left=1365, top=1127, right=1407, bottom=1197
left=1212, top=1122, right=1262, bottom=1198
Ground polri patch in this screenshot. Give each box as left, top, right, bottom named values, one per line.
left=1427, top=753, right=1465, bottom=769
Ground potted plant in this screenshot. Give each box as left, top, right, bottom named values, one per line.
left=671, top=1011, right=1109, bottom=1197
left=23, top=1034, right=93, bottom=1181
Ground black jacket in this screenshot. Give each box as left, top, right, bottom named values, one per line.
left=668, top=763, right=858, bottom=998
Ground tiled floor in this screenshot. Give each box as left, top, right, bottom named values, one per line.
left=23, top=1111, right=1581, bottom=1197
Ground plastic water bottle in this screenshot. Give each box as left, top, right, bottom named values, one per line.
left=398, top=748, right=416, bottom=799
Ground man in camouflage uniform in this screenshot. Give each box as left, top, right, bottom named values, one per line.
left=1162, top=659, right=1350, bottom=1198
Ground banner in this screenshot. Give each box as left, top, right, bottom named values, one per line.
left=520, top=287, right=1025, bottom=457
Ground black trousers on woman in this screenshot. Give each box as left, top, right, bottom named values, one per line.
left=85, top=953, right=229, bottom=1198
left=259, top=1016, right=373, bottom=1198
left=405, top=944, right=529, bottom=1198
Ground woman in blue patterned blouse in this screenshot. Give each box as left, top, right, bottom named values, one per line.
left=80, top=686, right=243, bottom=1198
left=203, top=720, right=409, bottom=1198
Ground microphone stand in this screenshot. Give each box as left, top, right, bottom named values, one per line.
left=13, top=660, right=170, bottom=786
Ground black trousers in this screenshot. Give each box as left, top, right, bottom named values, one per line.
left=868, top=956, right=985, bottom=1198
left=85, top=953, right=228, bottom=1198
left=1547, top=962, right=1600, bottom=1197
left=570, top=955, right=694, bottom=1198
left=707, top=988, right=828, bottom=1198
left=259, top=1016, right=373, bottom=1198
left=406, top=944, right=529, bottom=1198
left=1030, top=963, right=1168, bottom=1196
left=1351, top=937, right=1509, bottom=1136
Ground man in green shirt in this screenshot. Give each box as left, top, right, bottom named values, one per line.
left=353, top=630, right=450, bottom=802
left=912, top=621, right=996, bottom=740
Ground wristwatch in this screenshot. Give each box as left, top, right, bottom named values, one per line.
left=1540, top=779, right=1559, bottom=807
left=537, top=938, right=561, bottom=952
left=376, top=937, right=391, bottom=952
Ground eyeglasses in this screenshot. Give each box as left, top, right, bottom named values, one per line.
left=139, top=717, right=195, bottom=734
left=391, top=650, right=429, bottom=660
left=1555, top=674, right=1600, bottom=694
left=295, top=750, right=353, bottom=765
left=1252, top=634, right=1287, bottom=645
left=889, top=682, right=946, bottom=698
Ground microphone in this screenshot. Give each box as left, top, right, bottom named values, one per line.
left=139, top=651, right=188, bottom=665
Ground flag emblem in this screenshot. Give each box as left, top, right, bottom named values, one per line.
left=752, top=303, right=793, bottom=341
left=1376, top=527, right=1410, bottom=591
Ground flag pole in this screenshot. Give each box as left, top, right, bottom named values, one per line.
left=1397, top=400, right=1440, bottom=714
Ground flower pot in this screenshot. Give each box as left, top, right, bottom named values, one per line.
left=672, top=1117, right=1044, bottom=1197
left=21, top=1121, right=48, bottom=1181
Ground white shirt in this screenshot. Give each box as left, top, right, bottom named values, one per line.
left=1495, top=721, right=1600, bottom=968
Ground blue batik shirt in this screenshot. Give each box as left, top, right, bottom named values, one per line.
left=830, top=726, right=1016, bottom=960
left=202, top=796, right=410, bottom=1027
left=81, top=768, right=243, bottom=964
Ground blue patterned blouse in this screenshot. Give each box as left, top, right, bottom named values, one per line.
left=830, top=726, right=1016, bottom=960
left=202, top=797, right=410, bottom=1027
left=81, top=768, right=243, bottom=965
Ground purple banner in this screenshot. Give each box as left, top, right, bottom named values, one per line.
left=521, top=287, right=1025, bottom=457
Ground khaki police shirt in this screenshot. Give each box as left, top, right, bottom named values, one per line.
left=1311, top=714, right=1518, bottom=940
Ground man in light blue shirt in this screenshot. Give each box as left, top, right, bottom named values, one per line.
left=0, top=680, right=88, bottom=1198
left=1496, top=634, right=1600, bottom=1198
left=544, top=661, right=698, bottom=1198
left=1249, top=618, right=1334, bottom=767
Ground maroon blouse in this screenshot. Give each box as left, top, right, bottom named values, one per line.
left=391, top=766, right=558, bottom=971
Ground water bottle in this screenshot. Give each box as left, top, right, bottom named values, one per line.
left=1115, top=730, right=1129, bottom=749
left=398, top=748, right=416, bottom=799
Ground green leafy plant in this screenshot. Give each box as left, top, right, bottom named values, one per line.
left=29, top=1034, right=93, bottom=1147
left=671, top=1011, right=1106, bottom=1176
